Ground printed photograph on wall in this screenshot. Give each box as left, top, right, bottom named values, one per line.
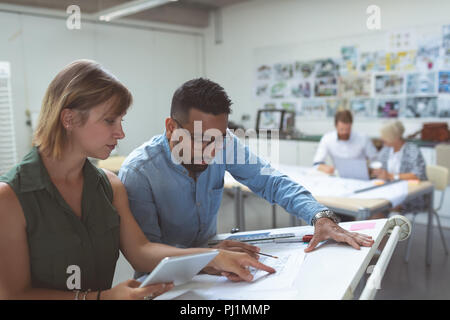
left=301, top=99, right=328, bottom=118
left=270, top=81, right=289, bottom=98
left=406, top=72, right=436, bottom=94
left=386, top=51, right=416, bottom=71
left=280, top=101, right=297, bottom=112
left=360, top=51, right=386, bottom=72
left=402, top=97, right=437, bottom=117
left=291, top=80, right=312, bottom=98
left=340, top=46, right=358, bottom=74
left=274, top=63, right=294, bottom=80
left=438, top=71, right=450, bottom=93
left=376, top=99, right=402, bottom=118
left=263, top=102, right=277, bottom=110
left=314, top=59, right=340, bottom=77
left=375, top=74, right=404, bottom=95
left=326, top=99, right=348, bottom=117
left=314, top=76, right=338, bottom=97
left=255, top=82, right=270, bottom=98
left=294, top=61, right=315, bottom=78
left=386, top=29, right=417, bottom=52
left=338, top=74, right=371, bottom=98
left=416, top=44, right=440, bottom=71
left=350, top=99, right=375, bottom=117
left=256, top=64, right=272, bottom=80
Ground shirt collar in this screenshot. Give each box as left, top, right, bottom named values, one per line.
left=17, top=146, right=49, bottom=193
left=161, top=130, right=190, bottom=176
left=334, top=130, right=354, bottom=142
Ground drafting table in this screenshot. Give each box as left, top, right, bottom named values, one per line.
left=157, top=217, right=409, bottom=300
left=223, top=165, right=435, bottom=265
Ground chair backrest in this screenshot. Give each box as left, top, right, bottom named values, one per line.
left=436, top=144, right=450, bottom=185
left=426, top=165, right=449, bottom=191
left=97, top=156, right=126, bottom=174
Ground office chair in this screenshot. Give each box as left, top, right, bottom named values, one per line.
left=404, top=165, right=449, bottom=263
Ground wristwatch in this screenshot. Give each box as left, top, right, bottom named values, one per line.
left=311, top=210, right=339, bottom=226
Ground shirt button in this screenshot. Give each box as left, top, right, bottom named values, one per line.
left=196, top=202, right=201, bottom=207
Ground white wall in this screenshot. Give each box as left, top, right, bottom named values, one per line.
left=203, top=0, right=450, bottom=231
left=203, top=0, right=450, bottom=137
left=0, top=11, right=204, bottom=161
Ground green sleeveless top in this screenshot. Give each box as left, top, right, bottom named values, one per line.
left=0, top=147, right=120, bottom=291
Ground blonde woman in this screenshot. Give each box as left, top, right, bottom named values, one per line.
left=371, top=120, right=427, bottom=218
left=0, top=60, right=274, bottom=300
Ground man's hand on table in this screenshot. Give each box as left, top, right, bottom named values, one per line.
left=304, top=217, right=375, bottom=252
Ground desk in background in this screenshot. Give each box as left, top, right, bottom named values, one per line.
left=224, top=165, right=435, bottom=265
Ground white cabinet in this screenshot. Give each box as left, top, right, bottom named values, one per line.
left=245, top=137, right=320, bottom=166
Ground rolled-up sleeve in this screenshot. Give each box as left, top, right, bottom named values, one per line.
left=118, top=166, right=162, bottom=243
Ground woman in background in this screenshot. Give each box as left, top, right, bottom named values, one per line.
left=0, top=60, right=274, bottom=300
left=370, top=120, right=427, bottom=219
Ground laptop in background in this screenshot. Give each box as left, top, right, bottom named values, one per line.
left=334, top=157, right=370, bottom=180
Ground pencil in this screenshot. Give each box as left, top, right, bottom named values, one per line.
left=257, top=251, right=278, bottom=259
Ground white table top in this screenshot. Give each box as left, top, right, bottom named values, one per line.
left=159, top=218, right=390, bottom=300
left=224, top=164, right=433, bottom=214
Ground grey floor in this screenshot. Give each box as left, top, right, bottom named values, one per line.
left=372, top=223, right=450, bottom=300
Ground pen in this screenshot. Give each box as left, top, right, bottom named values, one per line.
left=274, top=234, right=313, bottom=243
left=256, top=251, right=278, bottom=259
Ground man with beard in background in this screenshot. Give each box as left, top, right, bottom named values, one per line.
left=313, top=109, right=378, bottom=174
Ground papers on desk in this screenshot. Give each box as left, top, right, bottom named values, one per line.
left=351, top=180, right=409, bottom=207
left=225, top=164, right=410, bottom=208
left=225, top=166, right=374, bottom=197
left=155, top=242, right=306, bottom=300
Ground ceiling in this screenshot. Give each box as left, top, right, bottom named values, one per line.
left=0, top=0, right=249, bottom=28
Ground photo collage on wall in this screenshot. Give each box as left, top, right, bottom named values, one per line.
left=255, top=25, right=450, bottom=119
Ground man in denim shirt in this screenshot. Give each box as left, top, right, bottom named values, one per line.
left=119, top=78, right=374, bottom=257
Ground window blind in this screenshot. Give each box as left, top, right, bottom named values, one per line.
left=0, top=62, right=17, bottom=175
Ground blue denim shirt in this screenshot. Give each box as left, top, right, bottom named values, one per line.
left=118, top=131, right=328, bottom=248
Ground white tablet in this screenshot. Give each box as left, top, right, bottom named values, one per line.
left=138, top=250, right=219, bottom=288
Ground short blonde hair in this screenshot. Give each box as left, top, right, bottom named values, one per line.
left=380, top=120, right=405, bottom=143
left=33, top=60, right=132, bottom=159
